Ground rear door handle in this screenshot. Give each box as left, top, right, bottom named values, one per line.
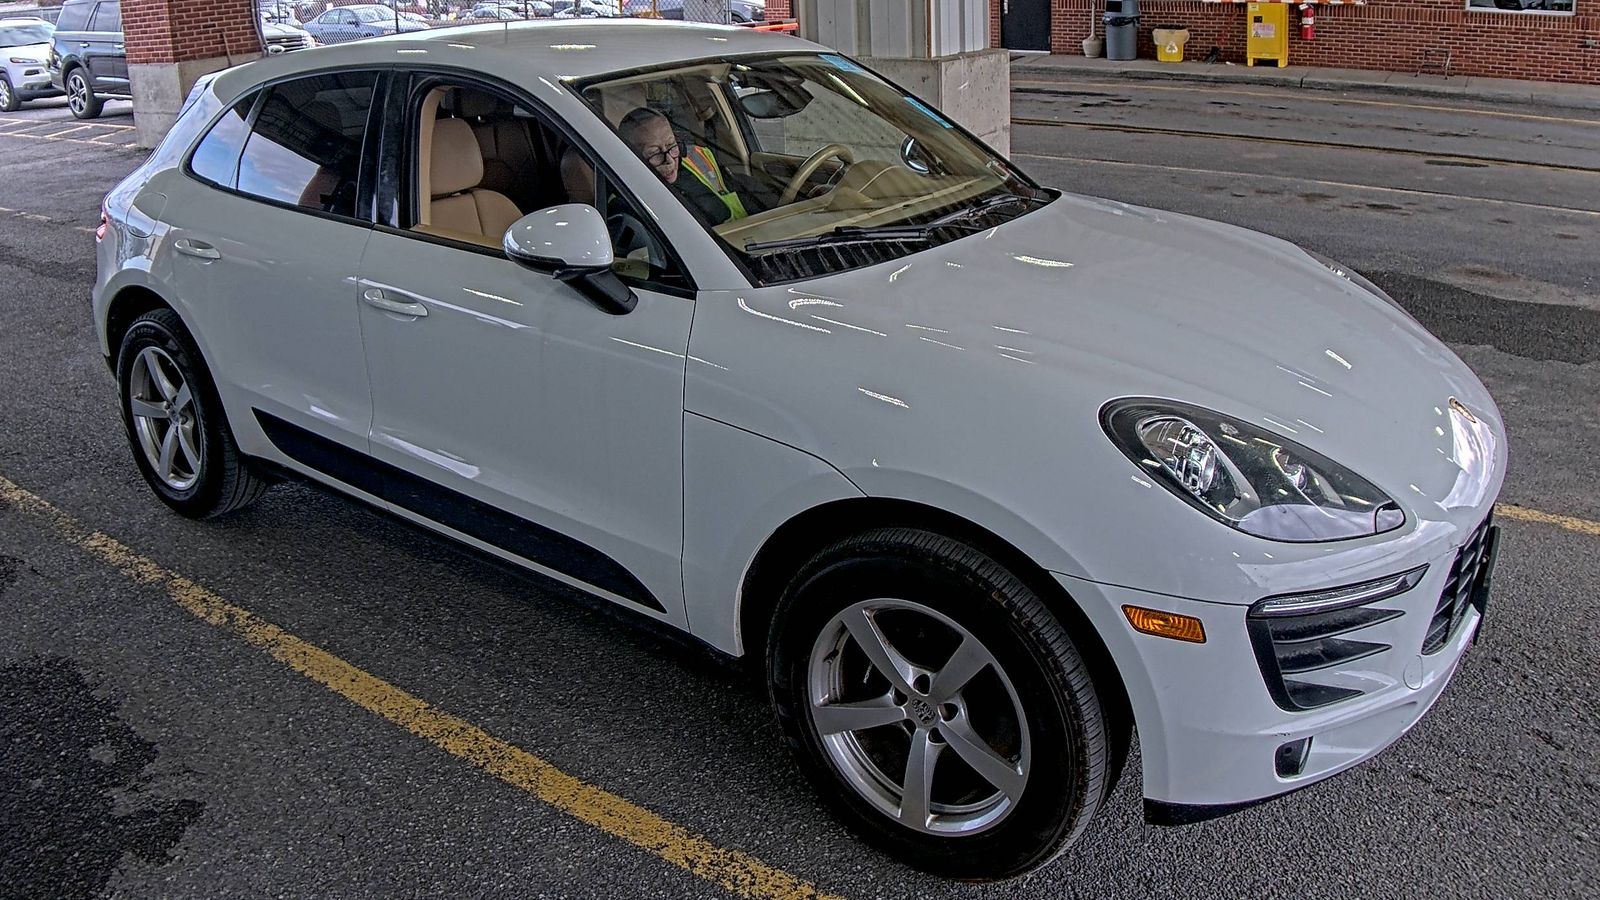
left=79, top=41, right=90, bottom=48
left=362, top=287, right=428, bottom=318
left=173, top=238, right=221, bottom=260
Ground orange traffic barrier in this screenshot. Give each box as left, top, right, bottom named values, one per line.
left=751, top=21, right=798, bottom=32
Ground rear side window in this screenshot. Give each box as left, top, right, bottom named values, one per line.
left=236, top=71, right=378, bottom=219
left=188, top=94, right=257, bottom=188
left=55, top=1, right=91, bottom=31
left=88, top=0, right=121, bottom=33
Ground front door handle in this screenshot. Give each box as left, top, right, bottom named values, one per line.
left=362, top=287, right=428, bottom=318
left=79, top=41, right=91, bottom=48
left=173, top=238, right=221, bottom=260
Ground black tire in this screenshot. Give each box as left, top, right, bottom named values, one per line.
left=767, top=528, right=1108, bottom=880
left=66, top=68, right=102, bottom=120
left=0, top=74, right=19, bottom=113
left=116, top=309, right=271, bottom=518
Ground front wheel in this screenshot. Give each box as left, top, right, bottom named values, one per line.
left=767, top=528, right=1109, bottom=879
left=0, top=75, right=19, bottom=113
left=65, top=69, right=102, bottom=120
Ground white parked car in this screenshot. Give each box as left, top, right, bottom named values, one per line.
left=0, top=17, right=61, bottom=111
left=95, top=20, right=1505, bottom=878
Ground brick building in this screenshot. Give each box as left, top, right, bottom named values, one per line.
left=987, top=0, right=1599, bottom=84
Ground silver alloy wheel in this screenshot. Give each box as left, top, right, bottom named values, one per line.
left=66, top=71, right=88, bottom=116
left=0, top=78, right=13, bottom=110
left=807, top=598, right=1031, bottom=836
left=128, top=346, right=202, bottom=491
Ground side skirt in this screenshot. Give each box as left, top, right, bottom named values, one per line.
left=253, top=409, right=665, bottom=613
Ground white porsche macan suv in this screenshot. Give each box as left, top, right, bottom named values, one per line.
left=94, top=20, right=1506, bottom=879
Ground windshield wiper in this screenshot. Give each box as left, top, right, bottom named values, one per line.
left=743, top=222, right=976, bottom=254
left=931, top=191, right=1044, bottom=227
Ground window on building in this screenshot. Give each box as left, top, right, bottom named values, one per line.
left=236, top=71, right=378, bottom=219
left=188, top=95, right=258, bottom=188
left=1466, top=1, right=1575, bottom=14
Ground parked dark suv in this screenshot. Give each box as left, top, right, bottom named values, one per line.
left=49, top=0, right=127, bottom=119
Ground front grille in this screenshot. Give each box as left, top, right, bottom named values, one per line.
left=1421, top=515, right=1493, bottom=655
left=266, top=34, right=311, bottom=53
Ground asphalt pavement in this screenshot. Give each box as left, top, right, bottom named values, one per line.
left=1, top=81, right=1598, bottom=899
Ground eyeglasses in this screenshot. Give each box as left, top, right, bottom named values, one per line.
left=640, top=140, right=682, bottom=168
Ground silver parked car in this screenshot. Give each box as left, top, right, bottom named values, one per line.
left=95, top=20, right=1505, bottom=878
left=0, top=18, right=61, bottom=111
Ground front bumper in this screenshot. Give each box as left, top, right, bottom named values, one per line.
left=1055, top=527, right=1491, bottom=815
left=12, top=67, right=61, bottom=98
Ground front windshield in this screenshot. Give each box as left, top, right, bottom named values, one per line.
left=0, top=23, right=53, bottom=47
left=579, top=53, right=1049, bottom=284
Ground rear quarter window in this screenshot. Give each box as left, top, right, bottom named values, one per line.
left=188, top=94, right=257, bottom=188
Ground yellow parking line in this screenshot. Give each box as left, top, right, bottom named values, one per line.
left=1496, top=503, right=1600, bottom=537
left=0, top=475, right=840, bottom=900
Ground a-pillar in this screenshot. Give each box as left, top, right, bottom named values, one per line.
left=796, top=0, right=1008, bottom=157
left=125, top=0, right=263, bottom=148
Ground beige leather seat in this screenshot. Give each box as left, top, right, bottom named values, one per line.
left=420, top=117, right=522, bottom=246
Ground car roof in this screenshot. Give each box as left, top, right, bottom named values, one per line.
left=216, top=19, right=820, bottom=94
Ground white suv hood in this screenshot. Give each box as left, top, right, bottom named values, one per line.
left=686, top=194, right=1505, bottom=597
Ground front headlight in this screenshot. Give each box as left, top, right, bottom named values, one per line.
left=1103, top=399, right=1404, bottom=542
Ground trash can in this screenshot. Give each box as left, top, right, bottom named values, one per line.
left=1103, top=0, right=1140, bottom=62
left=1153, top=27, right=1189, bottom=63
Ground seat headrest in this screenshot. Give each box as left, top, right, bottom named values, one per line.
left=430, top=118, right=484, bottom=198
left=457, top=91, right=509, bottom=120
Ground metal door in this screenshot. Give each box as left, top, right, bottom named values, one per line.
left=1001, top=0, right=1051, bottom=52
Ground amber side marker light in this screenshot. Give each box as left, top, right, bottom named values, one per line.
left=1122, top=605, right=1207, bottom=643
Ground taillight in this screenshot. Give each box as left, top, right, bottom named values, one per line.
left=95, top=208, right=109, bottom=242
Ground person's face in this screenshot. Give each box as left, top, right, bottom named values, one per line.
left=627, top=118, right=680, bottom=184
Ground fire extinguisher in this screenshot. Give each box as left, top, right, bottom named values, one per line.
left=1299, top=3, right=1316, bottom=41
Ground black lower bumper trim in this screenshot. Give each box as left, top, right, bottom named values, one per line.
left=1144, top=781, right=1314, bottom=826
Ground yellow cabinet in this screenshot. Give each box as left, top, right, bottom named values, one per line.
left=1247, top=2, right=1289, bottom=68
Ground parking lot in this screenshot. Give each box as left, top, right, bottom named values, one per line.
left=2, top=77, right=1598, bottom=899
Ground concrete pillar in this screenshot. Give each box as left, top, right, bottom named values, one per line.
left=796, top=0, right=1009, bottom=156
left=125, top=0, right=263, bottom=148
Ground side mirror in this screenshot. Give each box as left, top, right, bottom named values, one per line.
left=504, top=204, right=636, bottom=315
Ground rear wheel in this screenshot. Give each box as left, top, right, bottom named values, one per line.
left=0, top=75, right=19, bottom=113
left=767, top=528, right=1109, bottom=879
left=66, top=68, right=102, bottom=120
left=116, top=309, right=270, bottom=518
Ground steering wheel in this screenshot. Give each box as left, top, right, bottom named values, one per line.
left=780, top=143, right=856, bottom=205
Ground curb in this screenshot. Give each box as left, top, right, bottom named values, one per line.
left=1010, top=62, right=1600, bottom=113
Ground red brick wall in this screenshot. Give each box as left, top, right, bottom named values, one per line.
left=125, top=0, right=263, bottom=66
left=991, top=0, right=1600, bottom=85
left=768, top=0, right=792, bottom=18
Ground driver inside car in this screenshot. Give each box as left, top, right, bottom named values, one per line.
left=618, top=106, right=758, bottom=226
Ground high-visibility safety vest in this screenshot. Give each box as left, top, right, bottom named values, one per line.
left=680, top=145, right=748, bottom=221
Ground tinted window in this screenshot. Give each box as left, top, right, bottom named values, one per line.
left=54, top=1, right=92, bottom=31
left=189, top=94, right=256, bottom=188
left=355, top=7, right=391, bottom=23
left=88, top=0, right=121, bottom=33
left=236, top=71, right=377, bottom=218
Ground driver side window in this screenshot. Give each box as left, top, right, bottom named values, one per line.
left=402, top=80, right=688, bottom=290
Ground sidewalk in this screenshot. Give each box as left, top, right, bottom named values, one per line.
left=1009, top=53, right=1600, bottom=113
